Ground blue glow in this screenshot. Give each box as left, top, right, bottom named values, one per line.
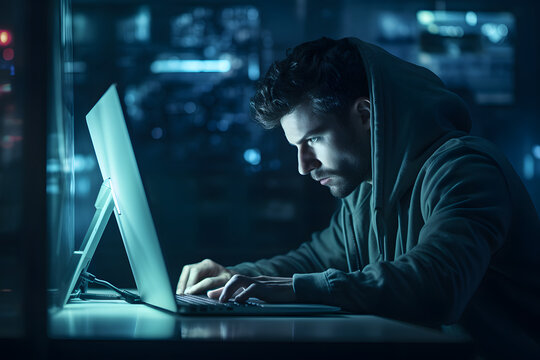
left=151, top=127, right=163, bottom=140
left=532, top=145, right=540, bottom=160
left=73, top=154, right=96, bottom=172
left=184, top=102, right=197, bottom=114
left=248, top=54, right=260, bottom=81
left=47, top=159, right=60, bottom=173
left=243, top=148, right=261, bottom=166
left=124, top=91, right=136, bottom=106
left=150, top=59, right=231, bottom=73
left=217, top=120, right=229, bottom=132
left=204, top=46, right=217, bottom=58
left=76, top=176, right=92, bottom=196
left=481, top=23, right=508, bottom=43
left=439, top=25, right=464, bottom=37
left=135, top=7, right=151, bottom=42
left=417, top=11, right=435, bottom=25
left=497, top=24, right=509, bottom=37
left=47, top=183, right=59, bottom=195
left=427, top=24, right=439, bottom=34
left=65, top=61, right=87, bottom=74
left=465, top=12, right=477, bottom=26
left=523, top=154, right=534, bottom=180
left=247, top=8, right=259, bottom=21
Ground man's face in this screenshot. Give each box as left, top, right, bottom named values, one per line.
left=280, top=100, right=372, bottom=198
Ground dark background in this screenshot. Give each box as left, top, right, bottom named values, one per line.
left=65, top=0, right=540, bottom=289
left=0, top=1, right=539, bottom=347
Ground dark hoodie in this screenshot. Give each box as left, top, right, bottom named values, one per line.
left=230, top=38, right=540, bottom=358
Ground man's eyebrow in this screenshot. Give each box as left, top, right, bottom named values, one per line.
left=289, top=124, right=327, bottom=146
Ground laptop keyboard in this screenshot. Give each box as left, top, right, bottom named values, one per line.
left=175, top=294, right=263, bottom=310
left=174, top=294, right=340, bottom=315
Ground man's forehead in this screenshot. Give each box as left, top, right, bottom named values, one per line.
left=280, top=105, right=328, bottom=145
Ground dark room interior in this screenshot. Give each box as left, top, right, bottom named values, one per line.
left=1, top=0, right=539, bottom=358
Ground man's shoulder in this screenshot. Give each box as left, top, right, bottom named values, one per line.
left=418, top=135, right=516, bottom=200
left=425, top=135, right=506, bottom=172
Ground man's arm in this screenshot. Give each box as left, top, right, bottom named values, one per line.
left=177, top=204, right=351, bottom=295
left=214, top=150, right=512, bottom=323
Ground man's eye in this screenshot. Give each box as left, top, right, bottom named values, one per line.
left=307, top=137, right=320, bottom=145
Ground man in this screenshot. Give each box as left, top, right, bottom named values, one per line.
left=177, top=38, right=540, bottom=357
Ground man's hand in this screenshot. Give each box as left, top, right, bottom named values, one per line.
left=176, top=259, right=236, bottom=295
left=207, top=275, right=296, bottom=303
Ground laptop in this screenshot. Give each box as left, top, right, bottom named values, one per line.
left=62, top=84, right=340, bottom=316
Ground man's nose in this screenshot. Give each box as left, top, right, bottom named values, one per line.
left=298, top=145, right=321, bottom=175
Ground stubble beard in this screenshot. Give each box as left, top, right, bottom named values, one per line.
left=328, top=176, right=361, bottom=198
left=322, top=161, right=370, bottom=199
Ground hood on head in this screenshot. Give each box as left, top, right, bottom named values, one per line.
left=348, top=38, right=472, bottom=257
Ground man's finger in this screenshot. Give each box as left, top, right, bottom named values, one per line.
left=186, top=276, right=226, bottom=295
left=207, top=287, right=224, bottom=299
left=210, top=287, right=245, bottom=300
left=219, top=275, right=251, bottom=303
left=234, top=283, right=258, bottom=303
left=176, top=266, right=191, bottom=294
left=185, top=266, right=203, bottom=291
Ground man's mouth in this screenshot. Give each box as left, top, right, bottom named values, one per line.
left=312, top=172, right=331, bottom=185
left=318, top=177, right=331, bottom=185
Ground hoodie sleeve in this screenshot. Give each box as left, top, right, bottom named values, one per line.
left=229, top=206, right=350, bottom=277
left=293, top=149, right=511, bottom=324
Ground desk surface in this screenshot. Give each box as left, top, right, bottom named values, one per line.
left=49, top=299, right=470, bottom=343
left=47, top=299, right=475, bottom=359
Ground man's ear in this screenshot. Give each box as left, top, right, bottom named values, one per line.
left=352, top=97, right=371, bottom=130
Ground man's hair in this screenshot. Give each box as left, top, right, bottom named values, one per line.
left=250, top=37, right=369, bottom=129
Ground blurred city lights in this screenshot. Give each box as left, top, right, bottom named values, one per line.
left=243, top=148, right=261, bottom=166
left=427, top=24, right=439, bottom=34
left=481, top=23, right=508, bottom=43
left=523, top=154, right=534, bottom=180
left=417, top=11, right=435, bottom=25
left=439, top=25, right=464, bottom=37
left=532, top=145, right=540, bottom=160
left=184, top=101, right=197, bottom=114
left=0, top=30, right=12, bottom=46
left=248, top=54, right=260, bottom=80
left=2, top=48, right=14, bottom=61
left=151, top=127, right=164, bottom=139
left=246, top=7, right=259, bottom=21
left=465, top=12, right=478, bottom=26
left=0, top=83, right=11, bottom=94
left=73, top=154, right=96, bottom=173
left=150, top=59, right=231, bottom=73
